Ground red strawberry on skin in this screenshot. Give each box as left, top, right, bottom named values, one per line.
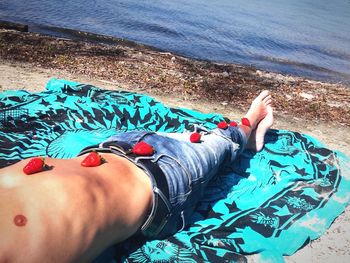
left=132, top=141, right=154, bottom=156
left=81, top=152, right=104, bottom=167
left=190, top=132, right=201, bottom=143
left=23, top=157, right=46, bottom=175
left=230, top=121, right=238, bottom=127
left=217, top=121, right=228, bottom=129
left=241, top=117, right=251, bottom=127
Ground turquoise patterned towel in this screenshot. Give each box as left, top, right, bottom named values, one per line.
left=0, top=79, right=349, bottom=263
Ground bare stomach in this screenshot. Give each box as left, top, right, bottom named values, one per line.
left=0, top=153, right=153, bottom=262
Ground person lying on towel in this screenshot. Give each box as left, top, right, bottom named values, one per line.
left=0, top=91, right=273, bottom=263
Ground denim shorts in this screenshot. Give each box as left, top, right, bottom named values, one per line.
left=97, top=126, right=247, bottom=239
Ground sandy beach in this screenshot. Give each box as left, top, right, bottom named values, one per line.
left=1, top=26, right=350, bottom=262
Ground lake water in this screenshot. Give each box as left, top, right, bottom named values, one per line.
left=1, top=0, right=350, bottom=84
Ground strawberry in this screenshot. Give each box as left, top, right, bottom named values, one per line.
left=217, top=121, right=228, bottom=129
left=241, top=117, right=251, bottom=127
left=23, top=157, right=45, bottom=175
left=190, top=132, right=201, bottom=143
left=132, top=141, right=154, bottom=156
left=230, top=121, right=238, bottom=127
left=81, top=152, right=104, bottom=167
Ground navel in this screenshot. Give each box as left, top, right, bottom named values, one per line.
left=13, top=214, right=27, bottom=227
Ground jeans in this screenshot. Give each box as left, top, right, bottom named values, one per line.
left=102, top=125, right=247, bottom=238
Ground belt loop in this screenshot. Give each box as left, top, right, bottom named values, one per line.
left=154, top=188, right=171, bottom=212
left=179, top=211, right=186, bottom=232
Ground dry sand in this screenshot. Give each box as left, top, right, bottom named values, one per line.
left=1, top=61, right=349, bottom=262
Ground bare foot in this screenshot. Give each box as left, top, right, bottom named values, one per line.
left=247, top=105, right=274, bottom=151
left=255, top=105, right=274, bottom=151
left=244, top=90, right=272, bottom=129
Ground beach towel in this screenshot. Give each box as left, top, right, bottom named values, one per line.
left=0, top=79, right=349, bottom=263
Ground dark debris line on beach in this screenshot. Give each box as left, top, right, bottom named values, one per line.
left=0, top=27, right=349, bottom=127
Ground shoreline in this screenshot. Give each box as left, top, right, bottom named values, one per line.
left=0, top=26, right=349, bottom=128
left=1, top=25, right=350, bottom=262
left=3, top=20, right=350, bottom=86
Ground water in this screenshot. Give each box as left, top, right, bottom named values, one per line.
left=1, top=0, right=350, bottom=84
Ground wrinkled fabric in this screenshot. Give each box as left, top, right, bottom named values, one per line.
left=103, top=126, right=246, bottom=237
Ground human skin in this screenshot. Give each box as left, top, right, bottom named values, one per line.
left=0, top=153, right=152, bottom=263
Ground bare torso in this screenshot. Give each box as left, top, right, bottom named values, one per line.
left=0, top=153, right=152, bottom=263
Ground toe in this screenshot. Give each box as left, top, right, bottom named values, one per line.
left=264, top=98, right=272, bottom=105
left=258, top=90, right=270, bottom=100
left=263, top=95, right=272, bottom=103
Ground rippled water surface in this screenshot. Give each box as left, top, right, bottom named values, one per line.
left=1, top=0, right=350, bottom=83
